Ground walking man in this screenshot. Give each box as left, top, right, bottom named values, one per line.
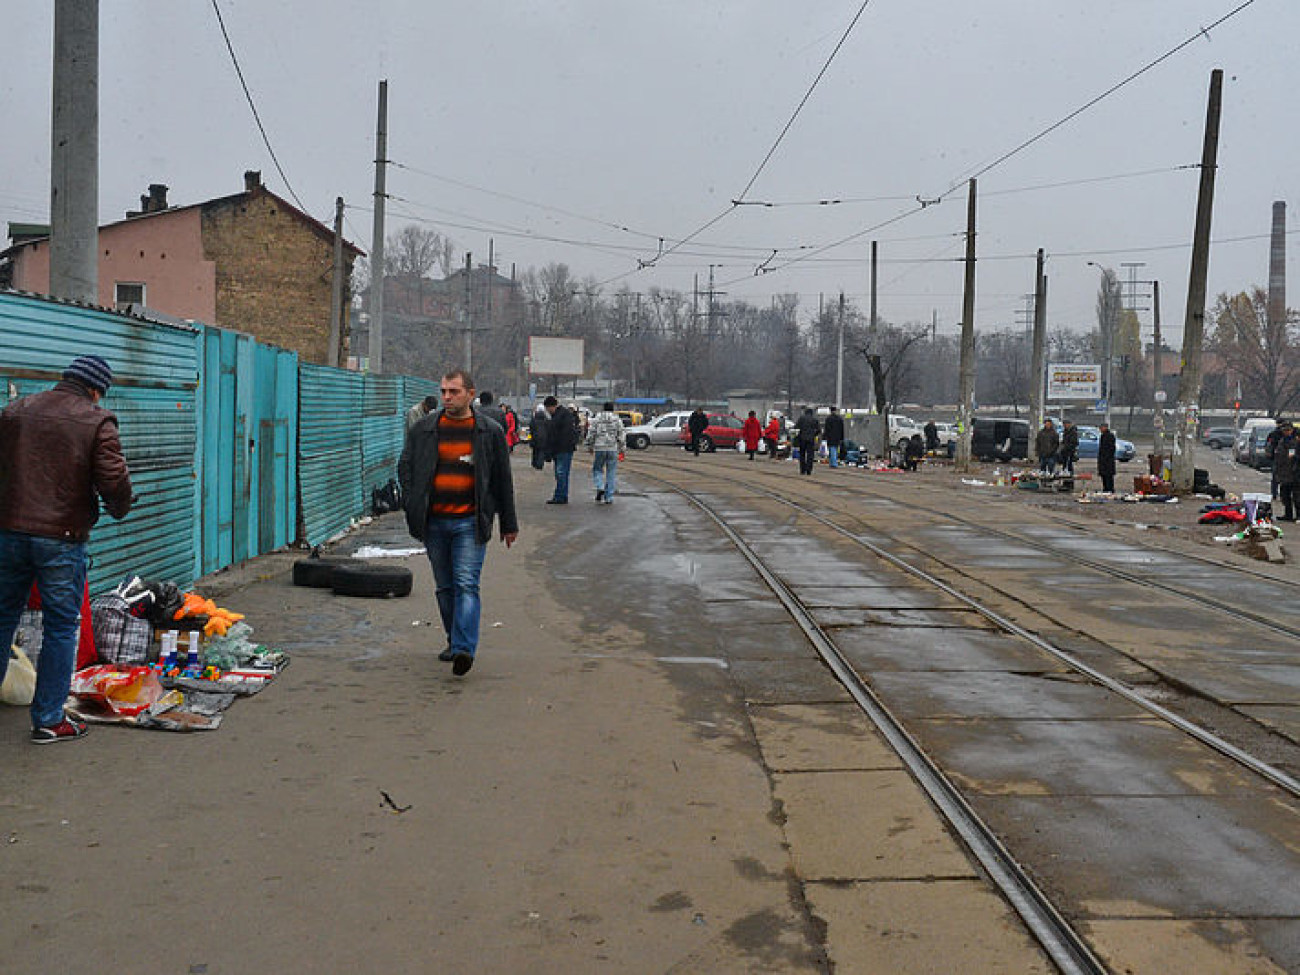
left=1097, top=422, right=1117, bottom=493
left=1036, top=419, right=1059, bottom=474
left=794, top=407, right=821, bottom=475
left=586, top=401, right=626, bottom=504
left=823, top=406, right=845, bottom=468
left=476, top=390, right=507, bottom=431
left=541, top=395, right=581, bottom=503
left=1272, top=419, right=1299, bottom=520
left=0, top=355, right=134, bottom=742
left=399, top=369, right=518, bottom=676
left=1059, top=419, right=1080, bottom=476
left=687, top=407, right=708, bottom=456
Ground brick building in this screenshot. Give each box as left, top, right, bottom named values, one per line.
left=1, top=171, right=363, bottom=365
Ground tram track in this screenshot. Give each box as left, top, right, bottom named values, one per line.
left=626, top=459, right=1300, bottom=973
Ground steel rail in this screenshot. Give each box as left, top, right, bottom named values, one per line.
left=652, top=473, right=1109, bottom=975
left=645, top=463, right=1300, bottom=800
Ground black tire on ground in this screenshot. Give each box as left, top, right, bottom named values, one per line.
left=699, top=434, right=714, bottom=452
left=292, top=556, right=352, bottom=588
left=331, top=562, right=414, bottom=598
left=628, top=433, right=650, bottom=450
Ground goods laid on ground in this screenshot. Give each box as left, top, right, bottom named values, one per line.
left=6, top=575, right=287, bottom=732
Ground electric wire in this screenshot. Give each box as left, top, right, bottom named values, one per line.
left=209, top=0, right=310, bottom=214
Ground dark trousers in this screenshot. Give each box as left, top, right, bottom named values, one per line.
left=798, top=441, right=816, bottom=474
left=1100, top=471, right=1116, bottom=493
left=764, top=437, right=779, bottom=458
left=689, top=432, right=702, bottom=455
left=1281, top=482, right=1298, bottom=519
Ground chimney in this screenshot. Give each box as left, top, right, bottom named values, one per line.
left=1268, top=201, right=1286, bottom=332
left=244, top=170, right=262, bottom=194
left=147, top=183, right=168, bottom=211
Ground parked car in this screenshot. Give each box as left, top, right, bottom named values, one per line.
left=676, top=413, right=745, bottom=452
left=624, top=410, right=692, bottom=449
left=970, top=417, right=1030, bottom=462
left=616, top=409, right=644, bottom=428
left=889, top=414, right=921, bottom=450
left=1236, top=419, right=1277, bottom=470
left=1075, top=425, right=1136, bottom=462
left=1201, top=426, right=1236, bottom=449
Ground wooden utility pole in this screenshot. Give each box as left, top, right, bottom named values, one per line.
left=50, top=0, right=99, bottom=304
left=956, top=180, right=978, bottom=471
left=327, top=197, right=345, bottom=367
left=369, top=80, right=389, bottom=373
left=1172, top=69, right=1223, bottom=492
left=1029, top=248, right=1047, bottom=435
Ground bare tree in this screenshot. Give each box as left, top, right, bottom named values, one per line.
left=1209, top=286, right=1300, bottom=416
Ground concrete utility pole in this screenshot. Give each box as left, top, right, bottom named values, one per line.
left=868, top=240, right=878, bottom=410
left=369, top=80, right=389, bottom=373
left=1029, top=248, right=1047, bottom=435
left=463, top=252, right=473, bottom=370
left=50, top=0, right=99, bottom=304
left=835, top=291, right=845, bottom=408
left=1152, top=280, right=1164, bottom=456
left=1172, top=68, right=1223, bottom=492
left=1268, top=201, right=1286, bottom=341
left=955, top=180, right=978, bottom=471
left=327, top=197, right=345, bottom=367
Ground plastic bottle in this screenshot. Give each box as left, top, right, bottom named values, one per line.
left=162, top=630, right=179, bottom=671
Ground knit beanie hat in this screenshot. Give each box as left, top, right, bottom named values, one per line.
left=62, top=355, right=113, bottom=394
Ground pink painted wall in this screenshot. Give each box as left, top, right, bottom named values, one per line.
left=11, top=207, right=217, bottom=323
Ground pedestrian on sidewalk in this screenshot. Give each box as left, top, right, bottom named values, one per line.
left=541, top=396, right=581, bottom=504
left=823, top=406, right=845, bottom=468
left=0, top=355, right=134, bottom=742
left=586, top=401, right=626, bottom=504
left=794, top=407, right=820, bottom=475
left=763, top=414, right=781, bottom=460
left=687, top=407, right=708, bottom=456
left=1059, top=419, right=1079, bottom=475
left=903, top=432, right=925, bottom=471
left=1036, top=419, right=1059, bottom=474
left=529, top=403, right=549, bottom=470
left=742, top=411, right=762, bottom=460
left=1273, top=420, right=1299, bottom=520
left=405, top=394, right=438, bottom=433
left=399, top=369, right=519, bottom=677
left=476, top=390, right=507, bottom=432
left=1097, top=422, right=1117, bottom=493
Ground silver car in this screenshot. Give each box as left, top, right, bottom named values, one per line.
left=625, top=410, right=693, bottom=450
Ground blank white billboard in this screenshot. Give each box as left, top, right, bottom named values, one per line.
left=527, top=336, right=584, bottom=376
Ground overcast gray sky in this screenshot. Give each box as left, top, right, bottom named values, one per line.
left=2, top=1, right=1294, bottom=343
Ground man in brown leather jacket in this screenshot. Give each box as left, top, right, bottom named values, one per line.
left=0, top=355, right=133, bottom=743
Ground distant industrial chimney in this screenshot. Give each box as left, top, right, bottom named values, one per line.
left=1268, top=201, right=1286, bottom=331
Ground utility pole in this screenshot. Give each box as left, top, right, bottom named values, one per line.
left=484, top=238, right=494, bottom=370
left=956, top=180, right=978, bottom=471
left=1173, top=68, right=1223, bottom=492
left=1152, top=280, right=1164, bottom=456
left=50, top=0, right=99, bottom=304
left=1030, top=248, right=1047, bottom=435
left=868, top=240, right=878, bottom=410
left=369, top=80, right=389, bottom=373
left=835, top=291, right=845, bottom=408
left=463, top=252, right=473, bottom=370
left=327, top=197, right=345, bottom=367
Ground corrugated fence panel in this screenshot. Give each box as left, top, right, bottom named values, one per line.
left=361, top=374, right=403, bottom=503
left=298, top=362, right=363, bottom=547
left=0, top=291, right=200, bottom=594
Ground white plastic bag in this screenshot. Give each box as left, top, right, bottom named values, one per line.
left=1, top=646, right=37, bottom=706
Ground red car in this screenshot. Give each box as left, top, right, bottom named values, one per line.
left=677, top=413, right=745, bottom=452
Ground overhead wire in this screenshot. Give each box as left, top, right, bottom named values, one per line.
left=209, top=0, right=310, bottom=214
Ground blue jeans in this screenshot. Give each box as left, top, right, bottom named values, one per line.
left=552, top=451, right=574, bottom=501
left=827, top=443, right=840, bottom=468
left=0, top=531, right=87, bottom=728
left=592, top=450, right=618, bottom=498
left=424, top=516, right=487, bottom=658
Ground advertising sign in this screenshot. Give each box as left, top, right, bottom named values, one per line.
left=1047, top=363, right=1101, bottom=400
left=527, top=336, right=585, bottom=376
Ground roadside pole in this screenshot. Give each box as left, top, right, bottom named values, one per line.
left=1172, top=69, right=1223, bottom=493
left=50, top=0, right=99, bottom=304
left=369, top=80, right=389, bottom=374
left=1152, top=281, right=1163, bottom=457
left=328, top=197, right=345, bottom=367
left=955, top=180, right=977, bottom=472
left=1029, top=248, right=1046, bottom=436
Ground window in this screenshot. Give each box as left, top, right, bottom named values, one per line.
left=115, top=282, right=145, bottom=311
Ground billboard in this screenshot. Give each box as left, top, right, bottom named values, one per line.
left=1047, top=363, right=1101, bottom=400
left=527, top=336, right=584, bottom=376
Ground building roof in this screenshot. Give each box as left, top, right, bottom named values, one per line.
left=1, top=174, right=364, bottom=260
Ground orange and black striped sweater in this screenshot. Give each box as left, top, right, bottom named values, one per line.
left=429, top=414, right=476, bottom=517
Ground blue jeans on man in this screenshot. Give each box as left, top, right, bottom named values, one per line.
left=592, top=450, right=618, bottom=501
left=827, top=443, right=840, bottom=468
left=424, top=516, right=487, bottom=660
left=551, top=450, right=574, bottom=502
left=0, top=531, right=87, bottom=728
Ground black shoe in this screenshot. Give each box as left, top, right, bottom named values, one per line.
left=452, top=653, right=474, bottom=676
left=546, top=498, right=568, bottom=505
left=595, top=489, right=604, bottom=502
left=438, top=648, right=455, bottom=662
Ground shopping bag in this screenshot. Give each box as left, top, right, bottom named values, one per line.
left=1, top=646, right=37, bottom=706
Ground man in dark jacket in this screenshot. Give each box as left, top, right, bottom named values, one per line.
left=794, top=407, right=821, bottom=475
left=399, top=369, right=518, bottom=676
left=823, top=406, right=846, bottom=469
left=1059, top=419, right=1080, bottom=475
left=1097, top=422, right=1117, bottom=493
left=0, top=355, right=133, bottom=742
left=924, top=420, right=940, bottom=453
left=1272, top=419, right=1299, bottom=520
left=687, top=407, right=708, bottom=456
left=1036, top=420, right=1060, bottom=474
left=541, top=396, right=581, bottom=503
